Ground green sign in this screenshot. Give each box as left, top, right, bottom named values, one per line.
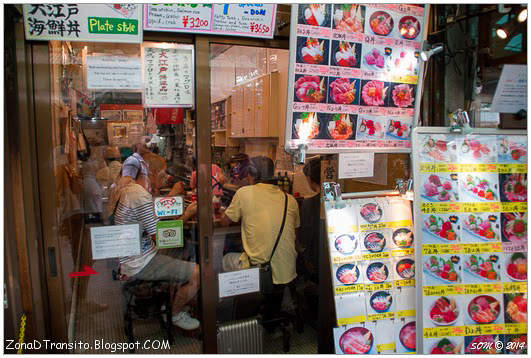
left=88, top=17, right=138, bottom=35
left=156, top=220, right=183, bottom=248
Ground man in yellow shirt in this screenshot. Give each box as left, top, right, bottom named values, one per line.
left=220, top=156, right=300, bottom=286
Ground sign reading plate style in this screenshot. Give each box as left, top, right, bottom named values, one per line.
left=285, top=4, right=428, bottom=154
left=23, top=4, right=142, bottom=43
left=143, top=43, right=194, bottom=108
left=144, top=4, right=276, bottom=39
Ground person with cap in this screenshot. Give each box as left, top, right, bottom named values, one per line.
left=109, top=155, right=201, bottom=331
left=220, top=156, right=300, bottom=283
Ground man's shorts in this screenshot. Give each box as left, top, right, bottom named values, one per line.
left=135, top=252, right=196, bottom=282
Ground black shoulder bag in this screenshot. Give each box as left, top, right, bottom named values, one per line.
left=260, top=192, right=288, bottom=294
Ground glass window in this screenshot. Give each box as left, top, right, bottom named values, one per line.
left=48, top=40, right=202, bottom=353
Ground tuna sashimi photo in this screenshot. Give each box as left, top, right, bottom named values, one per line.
left=334, top=41, right=358, bottom=67
left=329, top=78, right=356, bottom=104
left=361, top=80, right=387, bottom=106
left=391, top=83, right=415, bottom=107
left=300, top=37, right=324, bottom=64
left=294, top=75, right=326, bottom=103
left=333, top=4, right=364, bottom=33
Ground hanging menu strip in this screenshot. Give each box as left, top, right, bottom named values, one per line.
left=423, top=282, right=527, bottom=296
left=424, top=323, right=527, bottom=338
left=421, top=202, right=527, bottom=214
left=419, top=163, right=527, bottom=173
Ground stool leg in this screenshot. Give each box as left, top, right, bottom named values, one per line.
left=166, top=292, right=174, bottom=345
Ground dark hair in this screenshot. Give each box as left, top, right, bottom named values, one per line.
left=303, top=156, right=321, bottom=185
left=249, top=156, right=274, bottom=181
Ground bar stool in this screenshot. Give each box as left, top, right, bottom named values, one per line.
left=122, top=279, right=174, bottom=352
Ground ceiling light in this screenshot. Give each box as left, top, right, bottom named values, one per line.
left=420, top=44, right=444, bottom=62
left=517, top=7, right=527, bottom=22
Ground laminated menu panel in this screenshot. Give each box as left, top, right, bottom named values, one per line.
left=412, top=127, right=528, bottom=355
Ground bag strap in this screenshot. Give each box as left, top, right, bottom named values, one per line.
left=267, top=192, right=288, bottom=264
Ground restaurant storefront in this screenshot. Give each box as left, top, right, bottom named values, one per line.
left=4, top=3, right=528, bottom=355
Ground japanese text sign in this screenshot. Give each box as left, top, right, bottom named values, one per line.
left=23, top=4, right=143, bottom=43
left=144, top=4, right=276, bottom=39
left=143, top=43, right=194, bottom=108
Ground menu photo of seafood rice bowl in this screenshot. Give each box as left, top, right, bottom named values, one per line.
left=299, top=4, right=329, bottom=27
left=420, top=135, right=457, bottom=163
left=422, top=213, right=460, bottom=243
left=462, top=212, right=500, bottom=242
left=427, top=296, right=461, bottom=327
left=332, top=41, right=361, bottom=68
left=421, top=173, right=459, bottom=202
left=358, top=200, right=385, bottom=224
left=333, top=4, right=365, bottom=33
left=327, top=113, right=355, bottom=140
left=501, top=212, right=527, bottom=243
left=463, top=254, right=501, bottom=282
left=465, top=294, right=502, bottom=325
left=293, top=112, right=321, bottom=140
left=294, top=75, right=327, bottom=103
left=423, top=255, right=461, bottom=285
left=398, top=321, right=416, bottom=352
left=458, top=136, right=497, bottom=163
left=498, top=136, right=527, bottom=163
left=336, top=326, right=374, bottom=354
left=298, top=37, right=327, bottom=65
left=460, top=173, right=499, bottom=202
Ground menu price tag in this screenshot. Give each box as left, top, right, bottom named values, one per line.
left=423, top=327, right=454, bottom=338
left=498, top=164, right=527, bottom=174
left=365, top=282, right=393, bottom=291
left=422, top=244, right=462, bottom=255
left=463, top=283, right=503, bottom=295
left=335, top=284, right=365, bottom=295
left=505, top=323, right=527, bottom=334
left=337, top=315, right=367, bottom=326
left=360, top=222, right=387, bottom=231
left=396, top=309, right=416, bottom=318
left=377, top=342, right=396, bottom=353
left=368, top=312, right=395, bottom=321
left=501, top=202, right=528, bottom=212
left=332, top=255, right=362, bottom=264
left=362, top=252, right=390, bottom=260
left=394, top=279, right=415, bottom=287
left=392, top=248, right=415, bottom=257
left=461, top=243, right=502, bottom=254
left=503, top=282, right=527, bottom=293
left=421, top=202, right=460, bottom=214
left=423, top=285, right=464, bottom=296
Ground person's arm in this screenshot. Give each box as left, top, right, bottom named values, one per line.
left=179, top=202, right=197, bottom=222
left=220, top=189, right=242, bottom=226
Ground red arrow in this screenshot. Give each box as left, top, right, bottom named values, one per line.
left=69, top=266, right=99, bottom=278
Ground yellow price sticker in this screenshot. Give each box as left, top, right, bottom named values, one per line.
left=504, top=323, right=527, bottom=335
left=337, top=315, right=366, bottom=326
left=332, top=254, right=362, bottom=264
left=498, top=164, right=527, bottom=174
left=387, top=220, right=413, bottom=228
left=423, top=285, right=463, bottom=296
left=335, top=284, right=365, bottom=295
left=368, top=312, right=395, bottom=321
left=365, top=282, right=393, bottom=291
left=463, top=283, right=503, bottom=295
left=377, top=342, right=396, bottom=353
left=328, top=226, right=335, bottom=233
left=360, top=222, right=387, bottom=231
left=392, top=248, right=415, bottom=257
left=501, top=202, right=528, bottom=212
left=504, top=282, right=527, bottom=293
left=464, top=325, right=482, bottom=336
left=362, top=252, right=390, bottom=260
left=450, top=326, right=465, bottom=336
left=394, top=279, right=415, bottom=287
left=422, top=244, right=462, bottom=255
left=396, top=309, right=416, bottom=318
left=423, top=327, right=452, bottom=338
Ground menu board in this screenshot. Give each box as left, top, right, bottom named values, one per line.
left=143, top=4, right=276, bottom=39
left=413, top=128, right=528, bottom=354
left=285, top=4, right=427, bottom=153
left=324, top=196, right=417, bottom=354
left=142, top=44, right=194, bottom=108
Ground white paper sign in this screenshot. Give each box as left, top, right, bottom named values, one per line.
left=86, top=56, right=142, bottom=90
left=154, top=196, right=183, bottom=217
left=143, top=45, right=194, bottom=108
left=23, top=4, right=142, bottom=43
left=491, top=64, right=528, bottom=113
left=90, top=224, right=141, bottom=260
left=143, top=4, right=276, bottom=39
left=338, top=153, right=375, bottom=179
left=218, top=268, right=260, bottom=298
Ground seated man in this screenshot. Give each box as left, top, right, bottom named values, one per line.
left=220, top=156, right=300, bottom=287
left=112, top=155, right=200, bottom=330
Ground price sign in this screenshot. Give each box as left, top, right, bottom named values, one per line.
left=335, top=284, right=365, bottom=295
left=501, top=202, right=528, bottom=212
left=337, top=315, right=366, bottom=325
left=423, top=285, right=463, bottom=296
left=362, top=252, right=390, bottom=260
left=504, top=323, right=527, bottom=334
left=392, top=248, right=415, bottom=257
left=396, top=309, right=416, bottom=318
left=504, top=282, right=527, bottom=293
left=365, top=282, right=393, bottom=291
left=394, top=279, right=415, bottom=287
left=368, top=312, right=395, bottom=321
left=377, top=342, right=396, bottom=353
